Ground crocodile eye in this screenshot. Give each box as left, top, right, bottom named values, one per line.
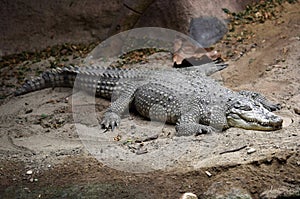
left=233, top=102, right=252, bottom=111
left=254, top=101, right=261, bottom=107
left=240, top=105, right=252, bottom=111
left=233, top=101, right=241, bottom=108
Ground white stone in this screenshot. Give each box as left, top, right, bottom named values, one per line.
left=205, top=170, right=212, bottom=177
left=247, top=148, right=256, bottom=154
left=180, top=192, right=198, bottom=199
left=26, top=170, right=33, bottom=175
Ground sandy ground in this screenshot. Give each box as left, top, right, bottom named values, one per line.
left=0, top=2, right=299, bottom=199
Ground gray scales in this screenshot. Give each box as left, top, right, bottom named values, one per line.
left=15, top=63, right=283, bottom=136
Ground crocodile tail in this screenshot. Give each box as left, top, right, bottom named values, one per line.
left=14, top=66, right=79, bottom=96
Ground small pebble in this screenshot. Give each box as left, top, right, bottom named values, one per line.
left=247, top=148, right=256, bottom=154
left=136, top=149, right=148, bottom=155
left=180, top=192, right=198, bottom=199
left=23, top=187, right=30, bottom=192
left=205, top=171, right=212, bottom=177
left=26, top=170, right=33, bottom=175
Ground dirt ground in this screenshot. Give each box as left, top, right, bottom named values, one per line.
left=0, top=2, right=299, bottom=199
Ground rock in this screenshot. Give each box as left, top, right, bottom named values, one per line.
left=136, top=148, right=148, bottom=155
left=205, top=170, right=212, bottom=177
left=29, top=178, right=38, bottom=183
left=108, top=0, right=156, bottom=35
left=247, top=148, right=256, bottom=154
left=0, top=0, right=120, bottom=55
left=260, top=187, right=300, bottom=199
left=1, top=0, right=257, bottom=55
left=204, top=186, right=252, bottom=199
left=26, top=170, right=33, bottom=175
left=180, top=192, right=198, bottom=199
left=189, top=16, right=227, bottom=48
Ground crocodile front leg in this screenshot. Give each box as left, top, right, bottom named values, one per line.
left=175, top=100, right=211, bottom=136
left=238, top=90, right=281, bottom=111
left=175, top=97, right=228, bottom=136
left=101, top=82, right=140, bottom=130
left=175, top=122, right=215, bottom=136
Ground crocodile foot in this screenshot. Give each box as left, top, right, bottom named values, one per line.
left=266, top=103, right=281, bottom=111
left=101, top=112, right=121, bottom=131
left=175, top=123, right=215, bottom=136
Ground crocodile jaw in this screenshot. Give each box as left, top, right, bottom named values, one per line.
left=227, top=103, right=283, bottom=131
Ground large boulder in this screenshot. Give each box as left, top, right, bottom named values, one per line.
left=0, top=0, right=258, bottom=56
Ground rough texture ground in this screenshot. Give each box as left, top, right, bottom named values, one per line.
left=0, top=2, right=299, bottom=199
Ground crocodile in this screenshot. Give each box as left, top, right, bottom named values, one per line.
left=15, top=63, right=283, bottom=136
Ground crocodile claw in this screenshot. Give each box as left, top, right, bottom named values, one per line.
left=101, top=112, right=121, bottom=131
left=175, top=123, right=215, bottom=136
left=268, top=103, right=281, bottom=111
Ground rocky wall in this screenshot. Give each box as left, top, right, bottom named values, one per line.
left=0, top=0, right=257, bottom=56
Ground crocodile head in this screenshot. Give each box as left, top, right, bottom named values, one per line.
left=226, top=99, right=283, bottom=131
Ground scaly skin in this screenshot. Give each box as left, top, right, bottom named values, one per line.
left=15, top=63, right=283, bottom=136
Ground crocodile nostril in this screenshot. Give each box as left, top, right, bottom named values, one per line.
left=274, top=116, right=283, bottom=124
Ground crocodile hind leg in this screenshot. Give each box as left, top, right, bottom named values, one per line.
left=238, top=90, right=281, bottom=111
left=101, top=81, right=140, bottom=130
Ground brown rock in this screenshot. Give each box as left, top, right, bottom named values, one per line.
left=0, top=0, right=258, bottom=55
